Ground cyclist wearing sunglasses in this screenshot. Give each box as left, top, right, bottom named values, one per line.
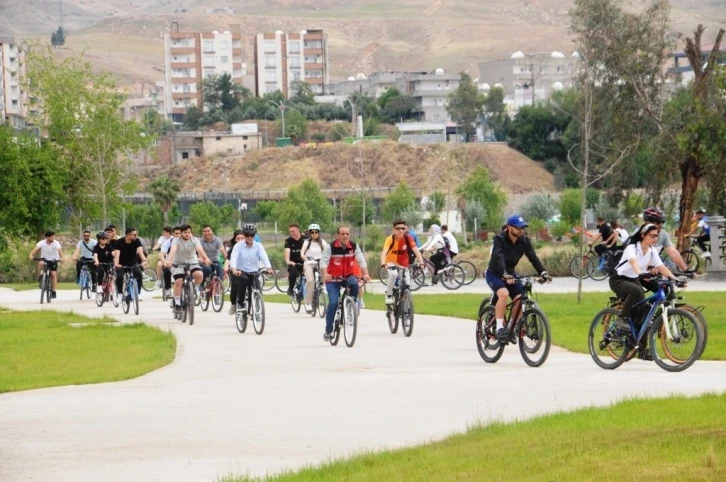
left=300, top=224, right=328, bottom=312
left=229, top=224, right=273, bottom=312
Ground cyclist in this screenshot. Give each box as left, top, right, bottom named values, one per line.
left=420, top=224, right=448, bottom=284
left=165, top=224, right=212, bottom=314
left=588, top=217, right=613, bottom=258
left=159, top=226, right=181, bottom=297
left=440, top=225, right=459, bottom=264
left=229, top=224, right=273, bottom=313
left=153, top=226, right=173, bottom=288
left=486, top=215, right=551, bottom=343
left=153, top=226, right=172, bottom=251
left=284, top=224, right=305, bottom=298
left=92, top=231, right=114, bottom=294
left=224, top=230, right=244, bottom=314
left=72, top=230, right=98, bottom=289
left=200, top=225, right=227, bottom=284
left=688, top=208, right=711, bottom=258
left=405, top=227, right=421, bottom=248
left=105, top=224, right=118, bottom=241
left=28, top=231, right=65, bottom=299
left=300, top=223, right=329, bottom=313
left=320, top=226, right=371, bottom=341
left=380, top=219, right=424, bottom=305
left=113, top=227, right=148, bottom=303
left=609, top=223, right=679, bottom=332
left=636, top=207, right=690, bottom=273
left=605, top=220, right=629, bottom=249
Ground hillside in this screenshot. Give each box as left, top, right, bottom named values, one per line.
left=138, top=142, right=556, bottom=195
left=4, top=0, right=724, bottom=91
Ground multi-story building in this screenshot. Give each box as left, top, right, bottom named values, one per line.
left=163, top=23, right=247, bottom=122
left=328, top=71, right=406, bottom=98
left=669, top=48, right=726, bottom=87
left=478, top=51, right=577, bottom=111
left=0, top=36, right=28, bottom=129
left=400, top=69, right=461, bottom=122
left=254, top=29, right=329, bottom=97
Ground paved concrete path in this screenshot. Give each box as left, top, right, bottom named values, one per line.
left=1, top=286, right=725, bottom=482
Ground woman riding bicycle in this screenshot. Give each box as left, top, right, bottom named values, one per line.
left=92, top=231, right=114, bottom=294
left=300, top=223, right=328, bottom=313
left=224, top=230, right=244, bottom=314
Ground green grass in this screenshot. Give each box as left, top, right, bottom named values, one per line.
left=266, top=291, right=726, bottom=360
left=0, top=310, right=176, bottom=393
left=0, top=282, right=78, bottom=291
left=220, top=393, right=726, bottom=482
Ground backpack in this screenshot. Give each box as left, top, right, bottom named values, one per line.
left=385, top=234, right=416, bottom=264
left=602, top=249, right=625, bottom=276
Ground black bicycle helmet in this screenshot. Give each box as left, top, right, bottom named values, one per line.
left=96, top=231, right=108, bottom=239
left=642, top=207, right=665, bottom=223
left=242, top=223, right=257, bottom=236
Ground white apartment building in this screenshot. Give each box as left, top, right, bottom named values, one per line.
left=0, top=36, right=28, bottom=129
left=163, top=23, right=247, bottom=122
left=254, top=29, right=329, bottom=97
left=400, top=69, right=461, bottom=122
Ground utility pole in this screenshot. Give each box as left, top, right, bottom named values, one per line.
left=60, top=0, right=63, bottom=29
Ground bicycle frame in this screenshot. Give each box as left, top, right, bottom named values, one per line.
left=623, top=280, right=678, bottom=346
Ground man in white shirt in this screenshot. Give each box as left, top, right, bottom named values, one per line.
left=28, top=231, right=65, bottom=298
left=440, top=225, right=459, bottom=263
left=71, top=230, right=98, bottom=287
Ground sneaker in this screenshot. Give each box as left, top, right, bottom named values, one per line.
left=137, top=292, right=144, bottom=301
left=496, top=328, right=508, bottom=343
left=431, top=275, right=439, bottom=285
left=359, top=299, right=365, bottom=309
left=97, top=286, right=104, bottom=294
left=702, top=252, right=711, bottom=258
left=116, top=293, right=122, bottom=304
left=52, top=291, right=57, bottom=299
left=228, top=304, right=235, bottom=315
left=286, top=288, right=293, bottom=296
left=323, top=332, right=332, bottom=341
left=384, top=295, right=394, bottom=305
left=155, top=280, right=162, bottom=289
left=304, top=303, right=313, bottom=312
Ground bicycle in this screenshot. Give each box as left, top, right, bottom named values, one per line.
left=232, top=269, right=267, bottom=335
left=456, top=259, right=478, bottom=286
left=95, top=263, right=118, bottom=308
left=568, top=245, right=600, bottom=280
left=588, top=276, right=703, bottom=372
left=289, top=263, right=306, bottom=313
left=476, top=274, right=552, bottom=367
left=307, top=258, right=327, bottom=319
left=141, top=267, right=158, bottom=292
left=385, top=267, right=414, bottom=337
left=381, top=254, right=465, bottom=290
left=34, top=257, right=58, bottom=305
left=328, top=277, right=359, bottom=347
left=78, top=259, right=95, bottom=300
left=199, top=262, right=225, bottom=313
left=118, top=265, right=141, bottom=316
left=171, top=263, right=197, bottom=325
left=679, top=236, right=713, bottom=272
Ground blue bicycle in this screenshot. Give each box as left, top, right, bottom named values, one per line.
left=119, top=265, right=140, bottom=315
left=588, top=276, right=704, bottom=372
left=78, top=259, right=95, bottom=300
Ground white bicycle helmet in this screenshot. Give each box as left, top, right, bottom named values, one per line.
left=308, top=223, right=321, bottom=232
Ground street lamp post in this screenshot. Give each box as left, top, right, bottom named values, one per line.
left=268, top=100, right=286, bottom=138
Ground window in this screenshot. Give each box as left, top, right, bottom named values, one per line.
left=204, top=56, right=214, bottom=67
left=182, top=152, right=189, bottom=159
left=289, top=41, right=300, bottom=53
left=291, top=71, right=301, bottom=81
left=264, top=40, right=276, bottom=52
left=265, top=55, right=277, bottom=68
left=204, top=40, right=214, bottom=52
left=216, top=136, right=222, bottom=141
left=265, top=71, right=276, bottom=82
left=220, top=41, right=228, bottom=50
left=227, top=148, right=233, bottom=153
left=265, top=84, right=277, bottom=93
left=221, top=56, right=228, bottom=64
left=289, top=56, right=300, bottom=68
left=173, top=56, right=177, bottom=61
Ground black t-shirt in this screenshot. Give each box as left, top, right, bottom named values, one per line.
left=114, top=238, right=143, bottom=266
left=597, top=223, right=613, bottom=242
left=285, top=236, right=305, bottom=264
left=93, top=243, right=115, bottom=265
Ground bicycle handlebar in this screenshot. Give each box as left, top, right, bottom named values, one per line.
left=33, top=257, right=61, bottom=262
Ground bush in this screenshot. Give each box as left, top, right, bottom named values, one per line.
left=559, top=189, right=582, bottom=225
left=423, top=216, right=441, bottom=230
left=311, top=132, right=326, bottom=143
left=521, top=193, right=558, bottom=222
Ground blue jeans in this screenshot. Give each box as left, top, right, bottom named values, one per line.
left=325, top=276, right=359, bottom=334
left=201, top=262, right=223, bottom=282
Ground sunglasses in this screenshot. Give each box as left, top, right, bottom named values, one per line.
left=395, top=226, right=406, bottom=231
left=243, top=234, right=254, bottom=238
left=310, top=230, right=320, bottom=234
left=647, top=233, right=658, bottom=239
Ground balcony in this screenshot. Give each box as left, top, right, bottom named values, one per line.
left=233, top=62, right=243, bottom=69
left=171, top=77, right=197, bottom=83
left=171, top=32, right=196, bottom=39
left=306, top=77, right=323, bottom=84
left=171, top=62, right=196, bottom=69
left=304, top=48, right=323, bottom=56
left=232, top=48, right=242, bottom=55
left=172, top=107, right=187, bottom=114
left=170, top=47, right=195, bottom=55
left=172, top=92, right=196, bottom=99
left=305, top=62, right=323, bottom=70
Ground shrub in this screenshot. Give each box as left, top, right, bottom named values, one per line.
left=521, top=193, right=558, bottom=222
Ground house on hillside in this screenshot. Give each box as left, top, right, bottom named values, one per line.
left=172, top=129, right=262, bottom=163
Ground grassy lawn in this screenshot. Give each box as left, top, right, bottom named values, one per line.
left=0, top=310, right=176, bottom=393
left=0, top=282, right=78, bottom=291
left=266, top=291, right=726, bottom=360
left=221, top=393, right=726, bottom=482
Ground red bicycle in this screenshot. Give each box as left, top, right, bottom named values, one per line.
left=95, top=263, right=118, bottom=308
left=200, top=262, right=225, bottom=313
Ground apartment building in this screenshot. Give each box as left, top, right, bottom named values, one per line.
left=254, top=29, right=329, bottom=97
left=400, top=69, right=461, bottom=122
left=478, top=51, right=577, bottom=111
left=328, top=71, right=407, bottom=98
left=0, top=36, right=28, bottom=129
left=163, top=23, right=247, bottom=122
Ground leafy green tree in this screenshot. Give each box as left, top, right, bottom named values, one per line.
left=381, top=182, right=417, bottom=223
left=50, top=27, right=66, bottom=47
left=559, top=189, right=582, bottom=225
left=400, top=206, right=424, bottom=229
left=377, top=88, right=401, bottom=109
left=220, top=204, right=236, bottom=227
left=456, top=167, right=507, bottom=229
left=289, top=81, right=316, bottom=105
left=381, top=95, right=418, bottom=124
left=189, top=201, right=222, bottom=233
left=520, top=193, right=558, bottom=222
left=464, top=200, right=486, bottom=231
left=142, top=110, right=172, bottom=136
left=508, top=104, right=568, bottom=161
left=280, top=109, right=307, bottom=141
left=148, top=175, right=180, bottom=225
left=272, top=179, right=335, bottom=231
left=27, top=45, right=151, bottom=225
left=125, top=203, right=164, bottom=239
left=203, top=73, right=250, bottom=114
left=0, top=126, right=66, bottom=237
left=341, top=194, right=375, bottom=227
left=255, top=201, right=278, bottom=222
left=425, top=191, right=447, bottom=214
left=183, top=105, right=203, bottom=130
left=446, top=72, right=485, bottom=141
left=483, top=87, right=510, bottom=141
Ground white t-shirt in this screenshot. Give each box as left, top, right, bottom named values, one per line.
left=616, top=242, right=663, bottom=279
left=36, top=240, right=62, bottom=261
left=301, top=239, right=329, bottom=264
left=443, top=231, right=459, bottom=254
left=615, top=228, right=629, bottom=244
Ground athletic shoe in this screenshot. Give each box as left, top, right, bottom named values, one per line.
left=702, top=252, right=711, bottom=258
left=304, top=303, right=313, bottom=312
left=155, top=280, right=162, bottom=289
left=384, top=295, right=394, bottom=305
left=116, top=293, right=122, bottom=304
left=51, top=291, right=57, bottom=299
left=323, top=332, right=332, bottom=341
left=359, top=299, right=365, bottom=309
left=97, top=286, right=103, bottom=294
left=228, top=304, right=235, bottom=315
left=496, top=328, right=508, bottom=343
left=137, top=292, right=144, bottom=301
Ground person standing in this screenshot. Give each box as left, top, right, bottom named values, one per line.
left=284, top=224, right=305, bottom=297
left=72, top=230, right=98, bottom=288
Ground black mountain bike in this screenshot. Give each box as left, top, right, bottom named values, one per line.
left=476, top=275, right=552, bottom=367
left=172, top=263, right=197, bottom=325
left=385, top=266, right=414, bottom=337
left=34, top=258, right=58, bottom=305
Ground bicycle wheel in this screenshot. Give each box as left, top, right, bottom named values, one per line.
left=379, top=266, right=389, bottom=286
left=517, top=306, right=551, bottom=367
left=476, top=305, right=504, bottom=363
left=252, top=291, right=265, bottom=335
left=211, top=277, right=225, bottom=313
left=387, top=304, right=399, bottom=334
left=343, top=296, right=358, bottom=347
left=587, top=256, right=609, bottom=281
left=682, top=305, right=708, bottom=356
left=131, top=282, right=139, bottom=315
left=79, top=269, right=87, bottom=300
left=223, top=275, right=230, bottom=294
left=110, top=277, right=118, bottom=307
left=122, top=280, right=130, bottom=314
left=95, top=290, right=105, bottom=307
left=681, top=250, right=699, bottom=272
left=200, top=281, right=210, bottom=312
left=650, top=307, right=703, bottom=372
left=587, top=308, right=628, bottom=370
left=291, top=281, right=302, bottom=313
left=45, top=276, right=52, bottom=304
left=275, top=267, right=290, bottom=293
left=262, top=272, right=275, bottom=292
left=142, top=268, right=157, bottom=292
left=659, top=305, right=707, bottom=363
left=569, top=255, right=591, bottom=279
left=331, top=309, right=341, bottom=346
left=317, top=290, right=327, bottom=318
left=457, top=260, right=478, bottom=286
left=401, top=289, right=414, bottom=337
left=441, top=265, right=466, bottom=290
left=40, top=272, right=47, bottom=305
left=235, top=304, right=248, bottom=333
left=194, top=283, right=202, bottom=306
left=186, top=281, right=195, bottom=325
left=410, top=266, right=424, bottom=292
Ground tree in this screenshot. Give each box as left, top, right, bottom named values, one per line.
left=50, top=27, right=66, bottom=48
left=189, top=201, right=222, bottom=233
left=0, top=126, right=66, bottom=237
left=424, top=191, right=447, bottom=214
left=381, top=95, right=418, bottom=124
left=125, top=203, right=164, bottom=238
left=508, top=104, right=567, bottom=161
left=341, top=194, right=375, bottom=227
left=377, top=88, right=402, bottom=110
left=27, top=45, right=151, bottom=225
left=203, top=73, right=250, bottom=115
left=559, top=189, right=582, bottom=225
left=446, top=72, right=485, bottom=141
left=289, top=81, right=316, bottom=105
left=142, top=110, right=172, bottom=136
left=148, top=175, right=180, bottom=225
left=456, top=167, right=507, bottom=229
left=381, top=182, right=417, bottom=223
left=183, top=105, right=203, bottom=130
left=273, top=179, right=335, bottom=231
left=255, top=201, right=278, bottom=222
left=520, top=193, right=558, bottom=222
left=279, top=110, right=307, bottom=141
left=483, top=87, right=510, bottom=141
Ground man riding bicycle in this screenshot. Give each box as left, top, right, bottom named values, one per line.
left=228, top=224, right=273, bottom=313
left=486, top=215, right=551, bottom=343
left=688, top=208, right=711, bottom=259
left=165, top=224, right=212, bottom=314
left=28, top=231, right=65, bottom=299
left=380, top=219, right=424, bottom=305
left=113, top=227, right=148, bottom=303
left=72, top=230, right=97, bottom=289
left=200, top=225, right=227, bottom=284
